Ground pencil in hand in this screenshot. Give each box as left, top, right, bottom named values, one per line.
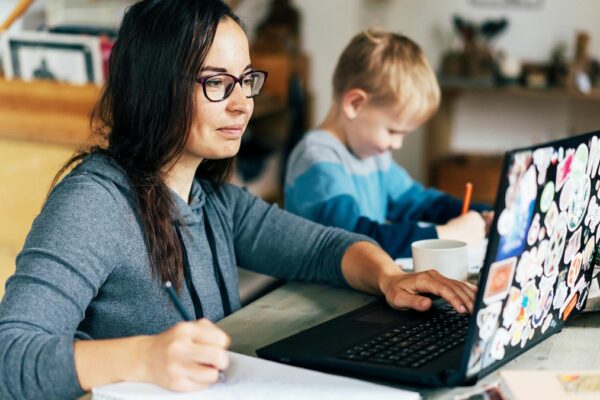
left=164, top=281, right=227, bottom=383
left=461, top=182, right=473, bottom=215
left=165, top=281, right=194, bottom=321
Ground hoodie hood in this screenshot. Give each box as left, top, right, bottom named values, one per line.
left=73, top=152, right=206, bottom=225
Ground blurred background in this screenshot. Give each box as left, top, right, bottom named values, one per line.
left=2, top=0, right=600, bottom=298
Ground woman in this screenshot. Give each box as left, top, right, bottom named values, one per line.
left=0, top=0, right=476, bottom=398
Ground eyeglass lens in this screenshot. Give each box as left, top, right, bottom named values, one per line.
left=203, top=71, right=266, bottom=101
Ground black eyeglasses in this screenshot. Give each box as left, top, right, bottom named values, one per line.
left=195, top=70, right=268, bottom=102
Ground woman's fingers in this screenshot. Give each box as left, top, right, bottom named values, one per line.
left=387, top=289, right=433, bottom=311
left=168, top=363, right=219, bottom=392
left=187, top=343, right=230, bottom=370
left=387, top=270, right=477, bottom=314
left=191, top=319, right=231, bottom=348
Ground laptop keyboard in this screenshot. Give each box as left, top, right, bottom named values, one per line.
left=339, top=305, right=469, bottom=369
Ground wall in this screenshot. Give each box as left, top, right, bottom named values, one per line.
left=295, top=0, right=600, bottom=180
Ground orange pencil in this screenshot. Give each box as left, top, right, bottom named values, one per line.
left=461, top=182, right=473, bottom=215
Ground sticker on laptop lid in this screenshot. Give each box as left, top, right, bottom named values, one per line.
left=541, top=314, right=554, bottom=334
left=483, top=258, right=517, bottom=304
left=522, top=281, right=540, bottom=318
left=533, top=147, right=553, bottom=185
left=540, top=182, right=555, bottom=213
left=561, top=291, right=579, bottom=320
left=477, top=301, right=502, bottom=341
left=585, top=197, right=600, bottom=232
left=563, top=227, right=582, bottom=264
left=489, top=327, right=510, bottom=360
left=509, top=316, right=526, bottom=347
left=556, top=149, right=574, bottom=191
left=502, top=287, right=521, bottom=329
left=565, top=173, right=590, bottom=232
left=532, top=286, right=553, bottom=328
left=588, top=135, right=599, bottom=171
left=515, top=250, right=541, bottom=285
left=538, top=226, right=546, bottom=241
left=527, top=213, right=541, bottom=246
left=553, top=273, right=569, bottom=310
left=497, top=165, right=537, bottom=259
left=560, top=276, right=586, bottom=319
left=544, top=201, right=559, bottom=236
left=567, top=253, right=583, bottom=288
left=544, top=213, right=567, bottom=278
left=582, top=236, right=595, bottom=270
left=520, top=321, right=532, bottom=348
left=572, top=143, right=589, bottom=173
left=466, top=340, right=484, bottom=376
left=588, top=135, right=600, bottom=178
left=577, top=285, right=589, bottom=310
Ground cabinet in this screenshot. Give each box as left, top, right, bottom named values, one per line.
left=425, top=84, right=600, bottom=205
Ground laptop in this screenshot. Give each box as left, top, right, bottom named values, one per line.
left=256, top=130, right=600, bottom=387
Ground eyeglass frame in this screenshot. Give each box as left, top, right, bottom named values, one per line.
left=195, top=70, right=269, bottom=102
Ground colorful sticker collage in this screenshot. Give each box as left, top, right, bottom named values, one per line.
left=467, top=135, right=600, bottom=377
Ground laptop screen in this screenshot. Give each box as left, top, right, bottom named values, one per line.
left=465, top=130, right=600, bottom=378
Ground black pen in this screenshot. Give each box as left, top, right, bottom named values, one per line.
left=164, top=281, right=227, bottom=383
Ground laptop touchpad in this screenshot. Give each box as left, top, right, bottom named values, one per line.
left=353, top=305, right=412, bottom=324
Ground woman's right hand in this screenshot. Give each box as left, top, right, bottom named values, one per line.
left=139, top=318, right=231, bottom=392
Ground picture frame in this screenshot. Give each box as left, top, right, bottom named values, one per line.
left=1, top=31, right=103, bottom=85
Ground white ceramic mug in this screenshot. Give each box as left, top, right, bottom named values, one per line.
left=411, top=239, right=469, bottom=281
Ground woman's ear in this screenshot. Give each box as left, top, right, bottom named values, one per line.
left=341, top=89, right=368, bottom=120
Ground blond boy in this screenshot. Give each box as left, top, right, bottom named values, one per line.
left=285, top=30, right=490, bottom=258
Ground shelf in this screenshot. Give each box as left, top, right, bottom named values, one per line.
left=0, top=79, right=99, bottom=146
left=441, top=82, right=600, bottom=101
left=0, top=78, right=288, bottom=146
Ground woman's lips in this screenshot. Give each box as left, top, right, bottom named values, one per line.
left=217, top=125, right=244, bottom=138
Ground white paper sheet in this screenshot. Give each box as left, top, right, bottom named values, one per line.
left=92, top=351, right=420, bottom=400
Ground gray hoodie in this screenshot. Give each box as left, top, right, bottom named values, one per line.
left=0, top=153, right=369, bottom=399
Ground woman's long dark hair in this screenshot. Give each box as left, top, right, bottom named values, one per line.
left=51, top=0, right=241, bottom=289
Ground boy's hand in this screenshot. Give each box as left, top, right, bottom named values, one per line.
left=481, top=211, right=494, bottom=235
left=378, top=269, right=477, bottom=314
left=436, top=211, right=485, bottom=245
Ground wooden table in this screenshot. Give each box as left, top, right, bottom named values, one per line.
left=218, top=282, right=600, bottom=400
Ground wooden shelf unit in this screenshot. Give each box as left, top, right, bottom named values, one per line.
left=425, top=84, right=600, bottom=205
left=0, top=79, right=99, bottom=146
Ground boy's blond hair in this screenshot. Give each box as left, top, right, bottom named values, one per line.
left=333, top=29, right=440, bottom=124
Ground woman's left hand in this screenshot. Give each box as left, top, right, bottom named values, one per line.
left=378, top=269, right=477, bottom=314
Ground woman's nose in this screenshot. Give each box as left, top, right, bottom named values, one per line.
left=226, top=84, right=253, bottom=114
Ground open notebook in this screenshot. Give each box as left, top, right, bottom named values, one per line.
left=92, top=351, right=420, bottom=400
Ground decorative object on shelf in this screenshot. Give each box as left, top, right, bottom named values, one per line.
left=470, top=0, right=544, bottom=7
left=568, top=31, right=599, bottom=95
left=495, top=51, right=522, bottom=86
left=0, top=31, right=103, bottom=85
left=547, top=42, right=569, bottom=88
left=522, top=62, right=549, bottom=89
left=440, top=15, right=508, bottom=85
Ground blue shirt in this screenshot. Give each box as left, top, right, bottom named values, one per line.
left=285, top=130, right=487, bottom=258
